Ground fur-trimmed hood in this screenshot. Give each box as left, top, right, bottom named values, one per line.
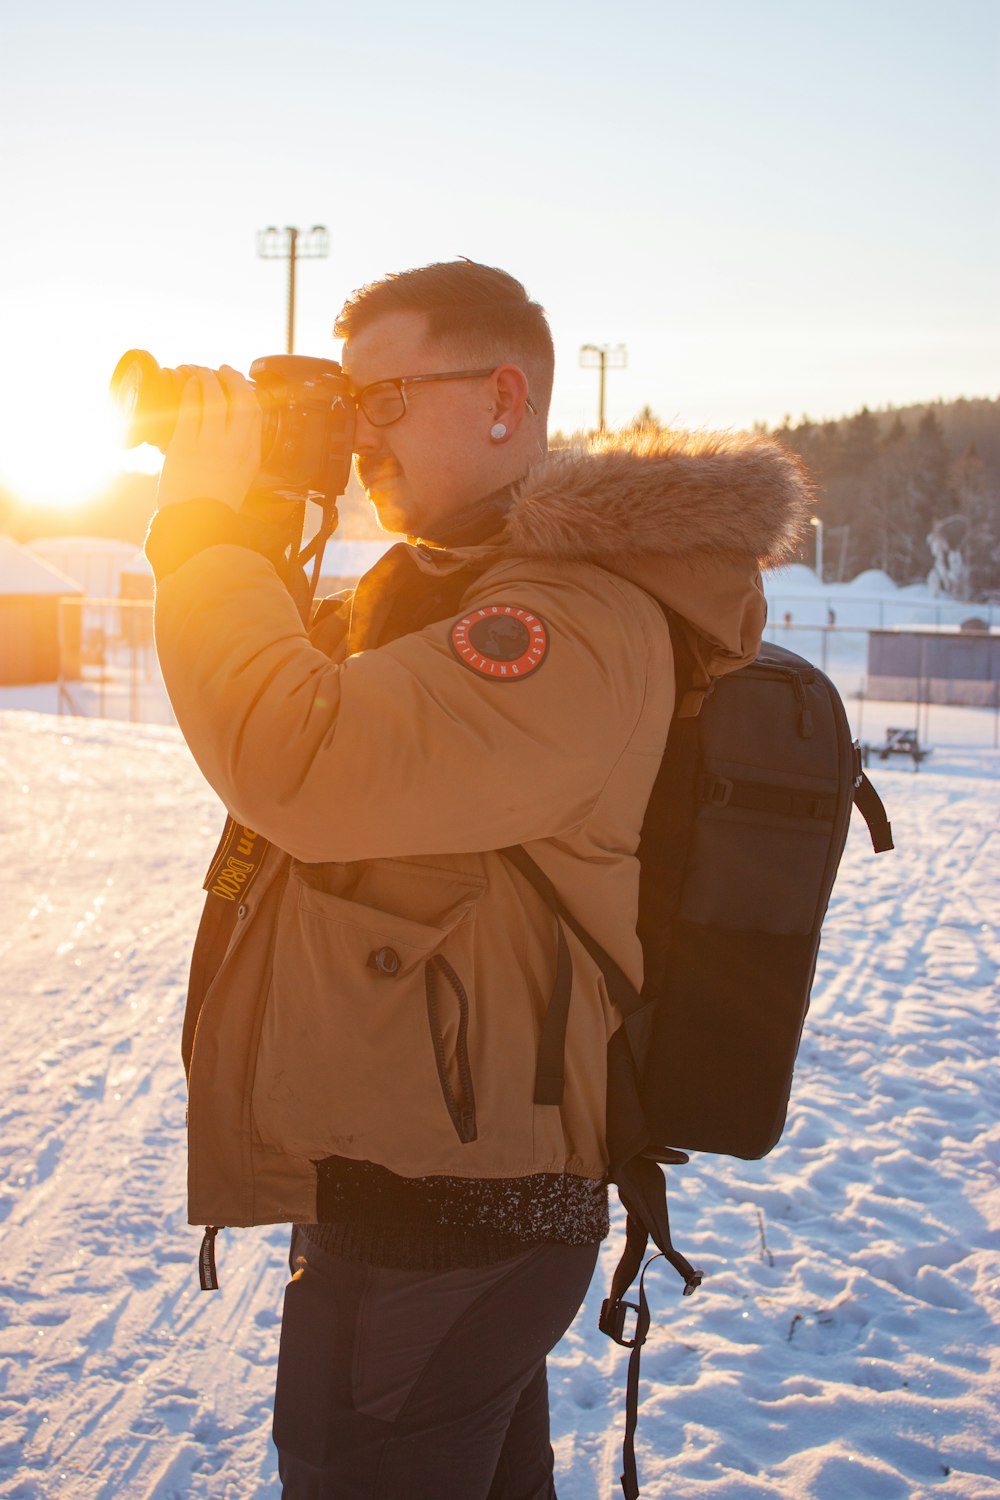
left=506, top=427, right=810, bottom=568
left=502, top=427, right=813, bottom=680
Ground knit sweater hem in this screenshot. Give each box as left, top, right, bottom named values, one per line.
left=306, top=1157, right=609, bottom=1270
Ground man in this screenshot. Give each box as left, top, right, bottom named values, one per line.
left=145, top=261, right=808, bottom=1497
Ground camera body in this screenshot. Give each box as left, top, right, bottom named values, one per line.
left=110, top=350, right=356, bottom=500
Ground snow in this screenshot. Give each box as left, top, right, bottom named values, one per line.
left=764, top=564, right=823, bottom=592
left=846, top=569, right=898, bottom=595
left=0, top=556, right=998, bottom=1493
left=761, top=570, right=999, bottom=634
left=320, top=537, right=396, bottom=574
left=315, top=537, right=396, bottom=591
left=761, top=570, right=995, bottom=642
left=1, top=707, right=997, bottom=1499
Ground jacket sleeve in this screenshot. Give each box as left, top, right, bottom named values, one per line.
left=152, top=543, right=666, bottom=863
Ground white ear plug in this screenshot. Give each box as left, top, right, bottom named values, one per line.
left=490, top=422, right=507, bottom=441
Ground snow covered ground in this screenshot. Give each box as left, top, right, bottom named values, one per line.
left=1, top=710, right=997, bottom=1499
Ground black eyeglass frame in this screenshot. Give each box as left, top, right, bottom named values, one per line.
left=351, top=367, right=537, bottom=427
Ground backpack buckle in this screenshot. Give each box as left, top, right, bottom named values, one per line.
left=703, top=775, right=734, bottom=808
left=599, top=1297, right=644, bottom=1348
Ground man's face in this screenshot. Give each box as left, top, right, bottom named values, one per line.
left=343, top=310, right=501, bottom=537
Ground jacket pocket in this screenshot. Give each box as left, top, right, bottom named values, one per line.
left=425, top=955, right=477, bottom=1144
left=251, top=860, right=486, bottom=1166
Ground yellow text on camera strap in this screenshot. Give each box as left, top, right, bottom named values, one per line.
left=203, top=817, right=270, bottom=903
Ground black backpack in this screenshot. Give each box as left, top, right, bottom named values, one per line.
left=503, top=627, right=893, bottom=1499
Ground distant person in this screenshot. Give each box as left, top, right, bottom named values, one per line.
left=827, top=606, right=836, bottom=627
left=144, top=260, right=808, bottom=1497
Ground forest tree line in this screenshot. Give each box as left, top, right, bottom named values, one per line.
left=765, top=397, right=1000, bottom=599
left=554, top=396, right=1000, bottom=600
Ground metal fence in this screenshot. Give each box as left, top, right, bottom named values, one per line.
left=764, top=595, right=999, bottom=632
left=56, top=598, right=174, bottom=726
left=761, top=621, right=1000, bottom=754
left=49, top=600, right=999, bottom=755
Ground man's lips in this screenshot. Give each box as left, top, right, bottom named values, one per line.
left=359, top=459, right=402, bottom=492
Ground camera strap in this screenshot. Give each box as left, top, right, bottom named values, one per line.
left=201, top=532, right=488, bottom=906
left=296, top=499, right=340, bottom=613
left=238, top=487, right=334, bottom=624
left=203, top=819, right=269, bottom=905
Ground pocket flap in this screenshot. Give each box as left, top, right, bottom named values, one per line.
left=292, top=866, right=482, bottom=978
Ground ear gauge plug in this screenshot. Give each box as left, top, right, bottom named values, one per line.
left=490, top=422, right=508, bottom=441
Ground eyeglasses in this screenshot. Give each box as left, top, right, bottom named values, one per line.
left=351, top=368, right=537, bottom=427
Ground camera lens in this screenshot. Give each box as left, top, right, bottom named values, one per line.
left=109, top=350, right=186, bottom=453
left=109, top=348, right=356, bottom=499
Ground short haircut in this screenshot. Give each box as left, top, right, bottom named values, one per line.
left=334, top=260, right=554, bottom=418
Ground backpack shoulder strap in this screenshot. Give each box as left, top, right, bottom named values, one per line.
left=500, top=846, right=703, bottom=1499
left=499, top=845, right=700, bottom=1258
left=498, top=845, right=647, bottom=1023
left=498, top=844, right=648, bottom=1112
left=599, top=1157, right=703, bottom=1500
left=611, top=1155, right=703, bottom=1299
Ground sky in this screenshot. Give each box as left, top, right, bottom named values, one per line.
left=0, top=0, right=997, bottom=507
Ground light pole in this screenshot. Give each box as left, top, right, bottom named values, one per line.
left=579, top=343, right=627, bottom=433
left=810, top=516, right=824, bottom=582
left=256, top=224, right=330, bottom=354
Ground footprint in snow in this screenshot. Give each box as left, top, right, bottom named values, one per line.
left=568, top=1369, right=607, bottom=1410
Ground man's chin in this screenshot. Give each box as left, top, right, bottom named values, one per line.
left=369, top=493, right=414, bottom=537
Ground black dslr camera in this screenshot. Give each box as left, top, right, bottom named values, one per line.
left=109, top=350, right=356, bottom=501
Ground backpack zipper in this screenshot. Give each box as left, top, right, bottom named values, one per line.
left=743, top=661, right=815, bottom=738
left=425, top=956, right=478, bottom=1143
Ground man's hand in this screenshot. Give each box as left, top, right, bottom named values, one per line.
left=157, top=365, right=263, bottom=511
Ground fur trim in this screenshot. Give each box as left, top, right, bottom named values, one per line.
left=505, top=428, right=812, bottom=569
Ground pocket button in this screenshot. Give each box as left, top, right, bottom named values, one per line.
left=369, top=946, right=401, bottom=977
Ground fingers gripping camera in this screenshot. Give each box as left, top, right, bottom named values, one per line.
left=110, top=350, right=356, bottom=502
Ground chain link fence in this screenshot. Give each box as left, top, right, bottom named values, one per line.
left=762, top=621, right=1000, bottom=755
left=45, top=598, right=1000, bottom=756
left=56, top=598, right=173, bottom=726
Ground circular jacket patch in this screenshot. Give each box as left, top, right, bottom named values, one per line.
left=449, top=605, right=549, bottom=682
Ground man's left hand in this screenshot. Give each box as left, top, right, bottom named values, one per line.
left=157, top=365, right=263, bottom=512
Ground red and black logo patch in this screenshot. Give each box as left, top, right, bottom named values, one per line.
left=449, top=605, right=549, bottom=682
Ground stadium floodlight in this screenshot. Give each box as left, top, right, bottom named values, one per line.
left=256, top=225, right=330, bottom=354
left=579, top=343, right=627, bottom=432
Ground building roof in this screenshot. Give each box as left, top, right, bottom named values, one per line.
left=120, top=548, right=153, bottom=577
left=29, top=535, right=137, bottom=555
left=0, top=536, right=85, bottom=597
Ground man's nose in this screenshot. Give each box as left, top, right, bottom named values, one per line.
left=351, top=406, right=383, bottom=455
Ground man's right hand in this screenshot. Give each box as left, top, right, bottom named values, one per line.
left=156, top=365, right=263, bottom=513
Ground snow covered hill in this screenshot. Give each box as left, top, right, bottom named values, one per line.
left=0, top=713, right=997, bottom=1499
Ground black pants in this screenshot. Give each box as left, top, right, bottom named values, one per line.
left=273, top=1228, right=599, bottom=1499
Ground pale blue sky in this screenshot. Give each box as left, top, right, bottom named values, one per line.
left=1, top=0, right=996, bottom=502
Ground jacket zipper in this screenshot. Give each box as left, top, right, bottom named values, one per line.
left=425, top=956, right=478, bottom=1143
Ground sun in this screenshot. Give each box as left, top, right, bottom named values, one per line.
left=0, top=380, right=160, bottom=511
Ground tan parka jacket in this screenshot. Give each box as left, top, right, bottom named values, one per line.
left=150, top=429, right=809, bottom=1229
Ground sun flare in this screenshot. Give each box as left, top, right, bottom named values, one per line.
left=0, top=384, right=160, bottom=510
